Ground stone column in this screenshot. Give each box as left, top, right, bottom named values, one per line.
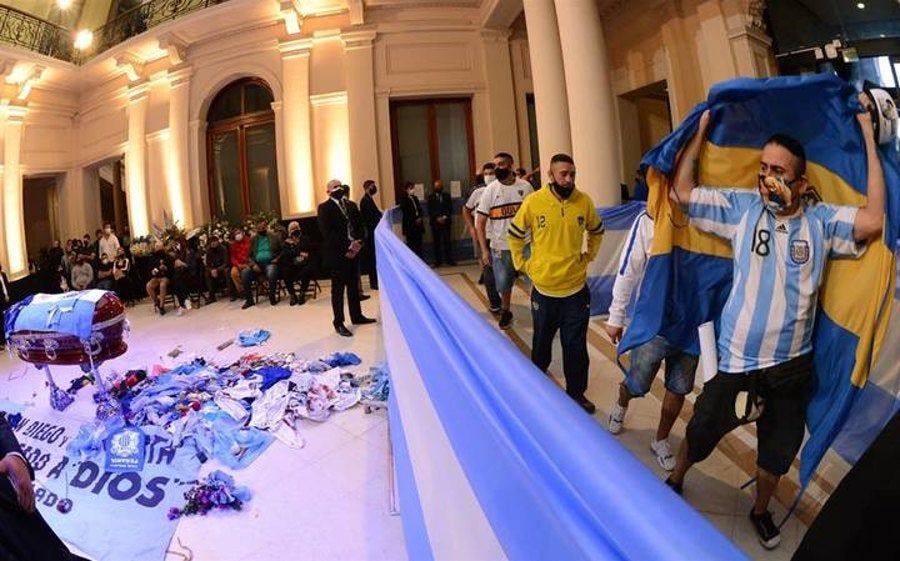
left=167, top=66, right=194, bottom=227
left=125, top=83, right=151, bottom=236
left=279, top=37, right=316, bottom=215
left=480, top=29, right=519, bottom=159
left=2, top=106, right=27, bottom=277
left=521, top=0, right=571, bottom=175
left=343, top=30, right=380, bottom=201
left=554, top=0, right=621, bottom=206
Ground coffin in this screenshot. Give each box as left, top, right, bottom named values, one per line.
left=4, top=290, right=128, bottom=366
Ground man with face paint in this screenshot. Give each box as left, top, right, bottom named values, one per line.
left=359, top=179, right=383, bottom=290
left=475, top=152, right=534, bottom=329
left=507, top=153, right=604, bottom=414
left=667, top=95, right=885, bottom=550
left=318, top=179, right=376, bottom=337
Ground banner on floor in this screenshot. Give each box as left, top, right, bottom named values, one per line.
left=1, top=405, right=201, bottom=561
left=376, top=209, right=747, bottom=561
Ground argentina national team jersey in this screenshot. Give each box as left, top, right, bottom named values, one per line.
left=689, top=187, right=865, bottom=373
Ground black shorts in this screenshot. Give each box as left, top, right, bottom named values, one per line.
left=685, top=354, right=813, bottom=476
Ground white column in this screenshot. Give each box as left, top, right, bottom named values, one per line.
left=279, top=37, right=316, bottom=215
left=3, top=106, right=27, bottom=277
left=188, top=119, right=208, bottom=223
left=126, top=83, right=151, bottom=236
left=167, top=66, right=193, bottom=227
left=480, top=29, right=519, bottom=159
left=522, top=0, right=571, bottom=176
left=343, top=30, right=380, bottom=201
left=271, top=100, right=289, bottom=217
left=554, top=0, right=621, bottom=206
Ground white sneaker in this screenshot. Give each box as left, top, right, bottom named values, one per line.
left=176, top=306, right=186, bottom=316
left=608, top=403, right=627, bottom=434
left=185, top=299, right=193, bottom=310
left=651, top=439, right=676, bottom=471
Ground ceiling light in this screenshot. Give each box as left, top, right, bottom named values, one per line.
left=57, top=0, right=73, bottom=9
left=74, top=30, right=94, bottom=50
left=856, top=2, right=865, bottom=8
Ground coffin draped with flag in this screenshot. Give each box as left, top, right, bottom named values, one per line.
left=620, top=73, right=899, bottom=486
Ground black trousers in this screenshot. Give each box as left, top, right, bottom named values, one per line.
left=530, top=285, right=591, bottom=397
left=0, top=483, right=88, bottom=561
left=331, top=257, right=363, bottom=326
left=406, top=231, right=423, bottom=258
left=431, top=224, right=453, bottom=265
left=359, top=243, right=378, bottom=289
left=282, top=261, right=312, bottom=297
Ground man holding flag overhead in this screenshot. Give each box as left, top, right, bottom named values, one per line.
left=665, top=94, right=885, bottom=550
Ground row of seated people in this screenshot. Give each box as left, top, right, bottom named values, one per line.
left=146, top=221, right=316, bottom=315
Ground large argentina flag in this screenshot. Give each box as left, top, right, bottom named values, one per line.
left=375, top=208, right=746, bottom=560
left=621, top=73, right=899, bottom=486
left=587, top=201, right=647, bottom=316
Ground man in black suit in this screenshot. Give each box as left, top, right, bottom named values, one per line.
left=1, top=415, right=87, bottom=560
left=427, top=179, right=456, bottom=267
left=358, top=179, right=383, bottom=290
left=0, top=263, right=11, bottom=351
left=399, top=182, right=424, bottom=258
left=317, top=179, right=376, bottom=337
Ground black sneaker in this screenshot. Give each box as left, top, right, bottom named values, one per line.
left=749, top=509, right=781, bottom=550
left=664, top=477, right=683, bottom=496
left=571, top=394, right=596, bottom=414
left=499, top=310, right=513, bottom=329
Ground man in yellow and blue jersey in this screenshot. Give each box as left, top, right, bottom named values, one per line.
left=507, top=153, right=604, bottom=414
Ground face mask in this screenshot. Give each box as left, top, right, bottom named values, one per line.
left=494, top=167, right=512, bottom=181
left=552, top=182, right=575, bottom=199
left=234, top=234, right=244, bottom=242
left=434, top=186, right=443, bottom=193
left=330, top=189, right=344, bottom=200
left=368, top=186, right=377, bottom=196
left=104, top=228, right=112, bottom=234
left=483, top=174, right=495, bottom=184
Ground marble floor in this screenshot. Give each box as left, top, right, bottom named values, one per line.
left=0, top=263, right=833, bottom=560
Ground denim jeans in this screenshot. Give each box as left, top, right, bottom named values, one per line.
left=241, top=262, right=278, bottom=302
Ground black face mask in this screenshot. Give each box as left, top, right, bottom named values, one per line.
left=494, top=167, right=512, bottom=181
left=330, top=189, right=344, bottom=200
left=552, top=182, right=575, bottom=199
left=368, top=186, right=377, bottom=196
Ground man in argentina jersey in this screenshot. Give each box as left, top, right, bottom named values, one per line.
left=665, top=99, right=886, bottom=550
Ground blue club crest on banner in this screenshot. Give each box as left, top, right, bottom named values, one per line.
left=105, top=425, right=147, bottom=472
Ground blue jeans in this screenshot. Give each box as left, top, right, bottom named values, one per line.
left=531, top=285, right=591, bottom=396
left=492, top=249, right=516, bottom=294
left=241, top=263, right=279, bottom=302
left=626, top=335, right=698, bottom=397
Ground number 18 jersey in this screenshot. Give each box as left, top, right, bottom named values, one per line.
left=689, top=187, right=863, bottom=373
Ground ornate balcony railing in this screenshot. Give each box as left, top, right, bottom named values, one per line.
left=1, top=0, right=231, bottom=64
left=93, top=0, right=231, bottom=58
left=0, top=5, right=73, bottom=60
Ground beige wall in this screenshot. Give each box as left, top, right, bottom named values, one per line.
left=604, top=0, right=774, bottom=184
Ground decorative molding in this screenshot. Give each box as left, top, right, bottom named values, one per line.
left=167, top=65, right=194, bottom=88
left=341, top=29, right=377, bottom=50
left=749, top=0, right=767, bottom=31
left=348, top=0, right=365, bottom=25
left=5, top=104, right=28, bottom=123
left=728, top=25, right=773, bottom=47
left=309, top=91, right=348, bottom=106
left=279, top=37, right=314, bottom=59
left=280, top=0, right=303, bottom=35
left=386, top=42, right=473, bottom=74
left=115, top=53, right=146, bottom=83
left=127, top=81, right=150, bottom=103
left=479, top=28, right=511, bottom=43
left=145, top=128, right=170, bottom=143
left=158, top=33, right=189, bottom=66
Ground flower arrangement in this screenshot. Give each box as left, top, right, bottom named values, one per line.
left=167, top=470, right=251, bottom=520
left=129, top=236, right=154, bottom=257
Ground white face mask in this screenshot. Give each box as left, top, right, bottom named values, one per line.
left=234, top=234, right=244, bottom=242
left=483, top=174, right=495, bottom=184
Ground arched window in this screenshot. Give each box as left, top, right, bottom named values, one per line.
left=206, top=78, right=280, bottom=223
